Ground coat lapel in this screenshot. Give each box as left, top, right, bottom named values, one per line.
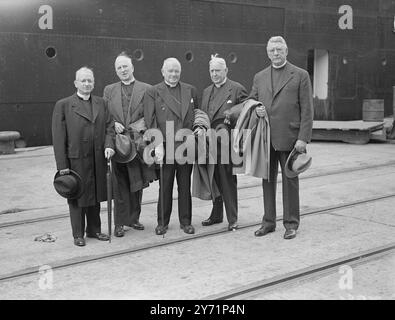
left=262, top=68, right=273, bottom=108
left=273, top=63, right=294, bottom=99
left=210, top=80, right=232, bottom=119
left=111, top=83, right=125, bottom=124
left=158, top=82, right=182, bottom=119
left=128, top=80, right=145, bottom=123
left=181, top=82, right=191, bottom=122
left=201, top=86, right=212, bottom=114
left=91, top=95, right=100, bottom=123
left=71, top=94, right=92, bottom=122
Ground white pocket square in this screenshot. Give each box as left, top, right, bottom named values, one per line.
left=190, top=98, right=194, bottom=103
left=227, top=100, right=232, bottom=104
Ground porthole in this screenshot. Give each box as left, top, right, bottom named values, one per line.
left=185, top=51, right=194, bottom=62
left=228, top=52, right=238, bottom=64
left=45, top=46, right=56, bottom=59
left=133, top=49, right=144, bottom=61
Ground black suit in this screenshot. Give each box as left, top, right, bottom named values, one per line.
left=200, top=79, right=247, bottom=224
left=144, top=81, right=199, bottom=226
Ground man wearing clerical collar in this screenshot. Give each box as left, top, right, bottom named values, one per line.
left=144, top=57, right=199, bottom=236
left=103, top=52, right=156, bottom=237
left=198, top=55, right=248, bottom=231
left=250, top=36, right=314, bottom=240
left=52, top=67, right=115, bottom=247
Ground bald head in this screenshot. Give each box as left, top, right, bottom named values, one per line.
left=161, top=57, right=181, bottom=86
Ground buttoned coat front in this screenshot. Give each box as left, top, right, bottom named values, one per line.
left=52, top=93, right=115, bottom=207
left=249, top=62, right=314, bottom=151
left=144, top=81, right=199, bottom=150
left=200, top=79, right=248, bottom=125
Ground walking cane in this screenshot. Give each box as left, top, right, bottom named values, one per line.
left=106, top=158, right=112, bottom=243
left=151, top=148, right=165, bottom=238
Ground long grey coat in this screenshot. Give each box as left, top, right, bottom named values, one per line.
left=52, top=93, right=115, bottom=207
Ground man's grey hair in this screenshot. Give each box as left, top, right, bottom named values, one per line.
left=209, top=54, right=227, bottom=69
left=115, top=51, right=133, bottom=64
left=267, top=36, right=288, bottom=49
left=75, top=66, right=94, bottom=80
left=162, top=57, right=181, bottom=70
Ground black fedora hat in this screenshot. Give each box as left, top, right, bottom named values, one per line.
left=53, top=169, right=84, bottom=199
left=284, top=148, right=312, bottom=178
left=113, top=133, right=137, bottom=163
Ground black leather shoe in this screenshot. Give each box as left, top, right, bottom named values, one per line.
left=228, top=223, right=238, bottom=231
left=74, top=237, right=85, bottom=247
left=87, top=232, right=110, bottom=241
left=180, top=224, right=195, bottom=234
left=114, top=225, right=124, bottom=237
left=201, top=218, right=223, bottom=226
left=284, top=229, right=297, bottom=240
left=129, top=222, right=144, bottom=230
left=155, top=225, right=168, bottom=235
left=254, top=226, right=275, bottom=237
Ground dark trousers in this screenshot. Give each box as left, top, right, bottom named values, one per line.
left=209, top=163, right=238, bottom=224
left=113, top=162, right=143, bottom=226
left=262, top=144, right=300, bottom=230
left=67, top=200, right=101, bottom=238
left=158, top=163, right=192, bottom=226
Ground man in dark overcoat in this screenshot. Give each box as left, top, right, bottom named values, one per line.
left=198, top=55, right=247, bottom=231
left=103, top=52, right=156, bottom=237
left=52, top=67, right=115, bottom=246
left=250, top=36, right=314, bottom=239
left=144, top=57, right=199, bottom=235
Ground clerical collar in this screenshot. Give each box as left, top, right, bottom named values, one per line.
left=122, top=78, right=135, bottom=85
left=77, top=92, right=90, bottom=101
left=164, top=80, right=179, bottom=88
left=272, top=61, right=287, bottom=69
left=214, top=77, right=227, bottom=88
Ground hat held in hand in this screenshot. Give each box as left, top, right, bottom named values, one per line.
left=113, top=133, right=137, bottom=163
left=53, top=169, right=84, bottom=199
left=284, top=148, right=312, bottom=178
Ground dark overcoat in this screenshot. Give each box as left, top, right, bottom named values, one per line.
left=249, top=62, right=314, bottom=151
left=52, top=93, right=115, bottom=207
left=103, top=80, right=157, bottom=191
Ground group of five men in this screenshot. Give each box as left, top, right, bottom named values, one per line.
left=52, top=36, right=313, bottom=247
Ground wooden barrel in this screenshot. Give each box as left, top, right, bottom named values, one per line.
left=362, top=99, right=384, bottom=122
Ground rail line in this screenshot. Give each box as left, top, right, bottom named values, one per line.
left=208, top=243, right=395, bottom=300
left=1, top=192, right=394, bottom=283
left=1, top=161, right=394, bottom=229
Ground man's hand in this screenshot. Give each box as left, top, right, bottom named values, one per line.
left=154, top=143, right=164, bottom=163
left=255, top=105, right=267, bottom=118
left=105, top=148, right=115, bottom=159
left=193, top=127, right=205, bottom=137
left=114, top=121, right=125, bottom=134
left=59, top=168, right=70, bottom=175
left=295, top=140, right=307, bottom=153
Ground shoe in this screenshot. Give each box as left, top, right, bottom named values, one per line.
left=86, top=232, right=110, bottom=241
left=155, top=225, right=168, bottom=235
left=129, top=221, right=144, bottom=230
left=201, top=218, right=223, bottom=226
left=180, top=224, right=195, bottom=234
left=284, top=229, right=297, bottom=240
left=114, top=225, right=124, bottom=237
left=228, top=223, right=238, bottom=231
left=74, top=237, right=85, bottom=247
left=254, top=226, right=275, bottom=237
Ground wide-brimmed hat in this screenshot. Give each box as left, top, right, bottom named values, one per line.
left=113, top=133, right=137, bottom=163
left=53, top=169, right=84, bottom=199
left=284, top=148, right=312, bottom=178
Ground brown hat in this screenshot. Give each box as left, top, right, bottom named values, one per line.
left=284, top=148, right=312, bottom=178
left=53, top=170, right=84, bottom=199
left=113, top=133, right=137, bottom=163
